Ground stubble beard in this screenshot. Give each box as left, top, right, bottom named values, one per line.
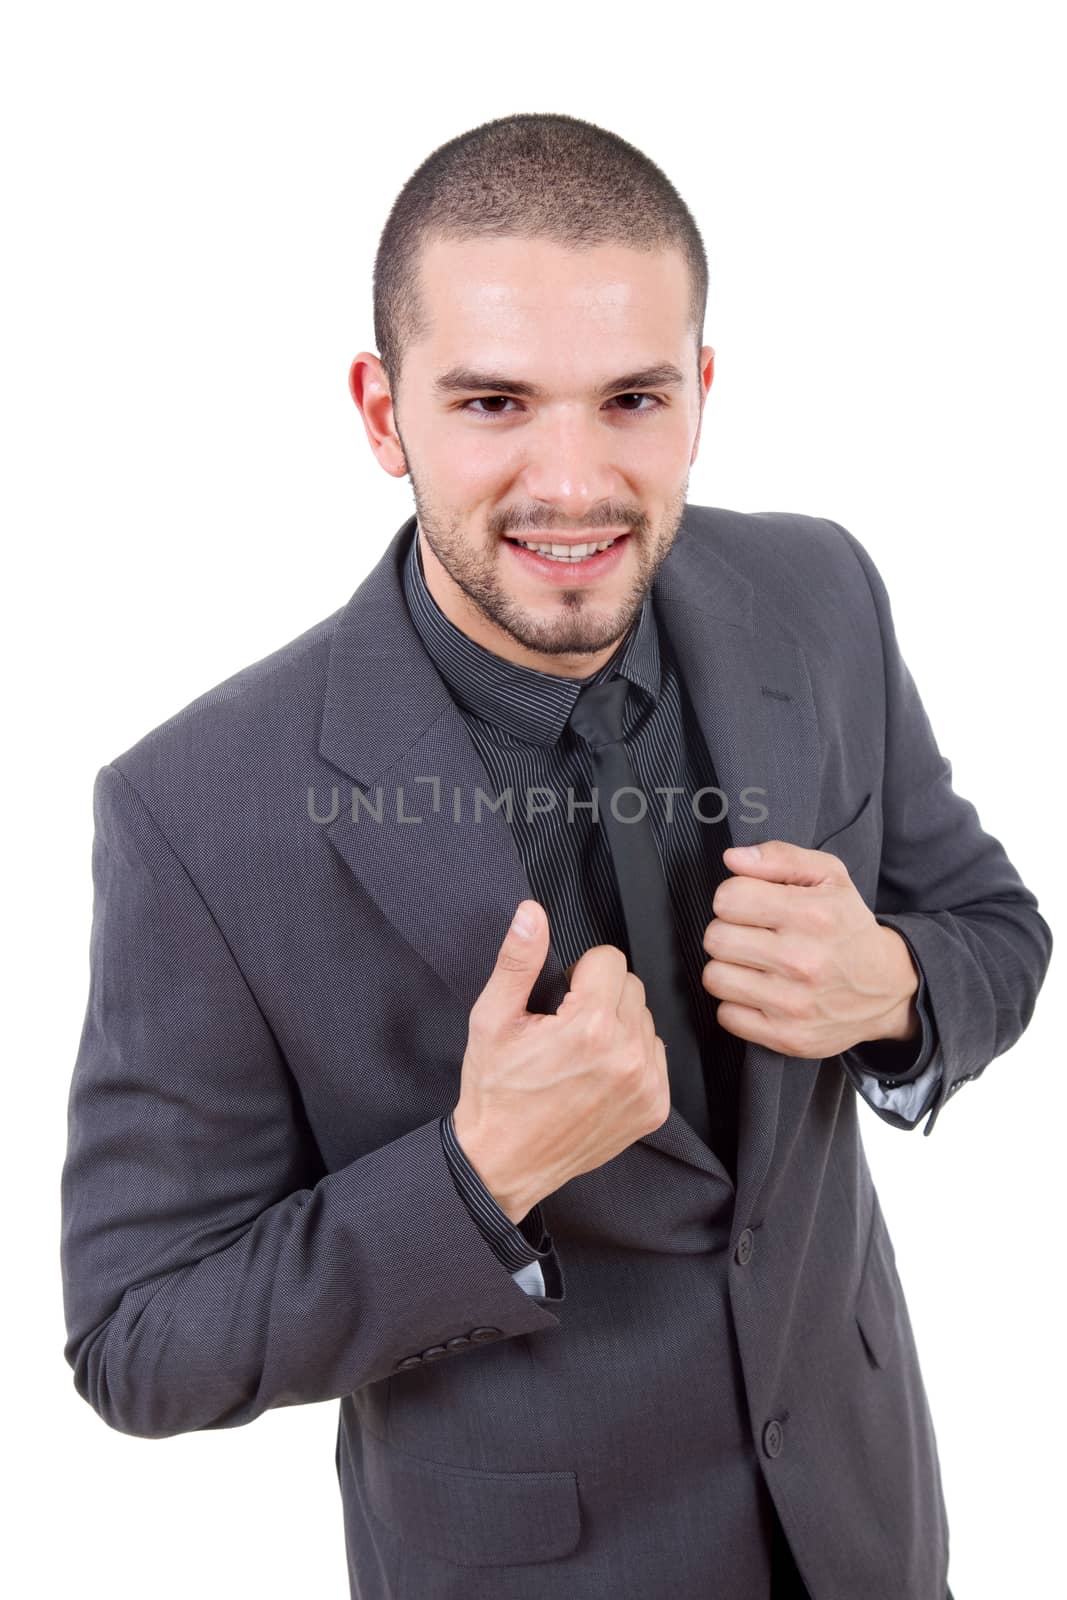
left=409, top=477, right=690, bottom=663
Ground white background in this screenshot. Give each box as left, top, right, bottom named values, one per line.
left=5, top=2, right=1063, bottom=1595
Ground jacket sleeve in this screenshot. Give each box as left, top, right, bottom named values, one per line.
left=823, top=519, right=1054, bottom=1135
left=60, top=762, right=565, bottom=1441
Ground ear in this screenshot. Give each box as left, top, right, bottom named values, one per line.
left=348, top=352, right=407, bottom=479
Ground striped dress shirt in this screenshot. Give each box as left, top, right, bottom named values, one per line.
left=401, top=522, right=939, bottom=1295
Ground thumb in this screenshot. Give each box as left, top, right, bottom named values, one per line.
left=481, top=900, right=549, bottom=1023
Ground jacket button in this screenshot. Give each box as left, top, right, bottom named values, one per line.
left=421, top=1345, right=448, bottom=1361
left=445, top=1336, right=471, bottom=1351
left=470, top=1326, right=502, bottom=1343
left=394, top=1356, right=422, bottom=1371
left=762, top=1419, right=785, bottom=1458
left=735, top=1228, right=754, bottom=1265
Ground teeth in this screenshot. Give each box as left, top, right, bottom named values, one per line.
left=515, top=538, right=616, bottom=560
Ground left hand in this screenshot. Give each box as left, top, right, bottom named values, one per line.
left=702, top=841, right=920, bottom=1058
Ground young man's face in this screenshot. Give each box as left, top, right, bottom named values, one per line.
left=352, top=234, right=714, bottom=677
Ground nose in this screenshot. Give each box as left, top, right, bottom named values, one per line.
left=519, top=406, right=622, bottom=519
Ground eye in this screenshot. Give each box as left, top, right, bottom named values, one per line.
left=461, top=393, right=665, bottom=418
left=463, top=396, right=516, bottom=416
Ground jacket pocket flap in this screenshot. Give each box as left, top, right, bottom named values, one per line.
left=363, top=1428, right=581, bottom=1567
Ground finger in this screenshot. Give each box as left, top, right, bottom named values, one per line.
left=702, top=918, right=777, bottom=971
left=616, top=969, right=647, bottom=1026
left=567, top=944, right=630, bottom=1007
left=477, top=900, right=551, bottom=1027
left=723, top=839, right=851, bottom=888
left=712, top=875, right=799, bottom=931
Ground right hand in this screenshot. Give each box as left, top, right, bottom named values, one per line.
left=452, top=899, right=671, bottom=1221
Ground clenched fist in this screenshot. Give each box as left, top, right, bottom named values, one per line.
left=452, top=900, right=670, bottom=1222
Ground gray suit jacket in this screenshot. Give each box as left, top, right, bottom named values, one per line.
left=61, top=505, right=1052, bottom=1598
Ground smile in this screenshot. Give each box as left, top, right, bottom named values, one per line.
left=512, top=538, right=617, bottom=561
left=502, top=531, right=632, bottom=586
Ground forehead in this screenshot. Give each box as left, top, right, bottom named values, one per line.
left=414, top=235, right=691, bottom=343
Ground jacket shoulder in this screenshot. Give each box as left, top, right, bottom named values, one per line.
left=679, top=504, right=874, bottom=636
left=683, top=503, right=865, bottom=586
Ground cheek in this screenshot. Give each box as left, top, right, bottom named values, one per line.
left=417, top=434, right=503, bottom=503
left=462, top=435, right=524, bottom=491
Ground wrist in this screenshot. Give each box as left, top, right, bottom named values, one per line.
left=874, top=926, right=921, bottom=1043
left=451, top=1104, right=536, bottom=1226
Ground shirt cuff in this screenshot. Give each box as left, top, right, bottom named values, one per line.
left=440, top=1111, right=555, bottom=1272
left=509, top=1258, right=547, bottom=1297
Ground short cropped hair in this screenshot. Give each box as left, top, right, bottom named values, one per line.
left=372, top=112, right=708, bottom=402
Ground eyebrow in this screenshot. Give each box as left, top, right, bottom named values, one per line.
left=431, top=362, right=687, bottom=400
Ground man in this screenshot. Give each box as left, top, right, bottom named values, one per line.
left=61, top=113, right=1051, bottom=1599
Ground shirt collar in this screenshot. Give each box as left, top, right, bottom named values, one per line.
left=401, top=519, right=661, bottom=746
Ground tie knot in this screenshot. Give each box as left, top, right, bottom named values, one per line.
left=567, top=674, right=629, bottom=750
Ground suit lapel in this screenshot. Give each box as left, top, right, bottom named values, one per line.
left=319, top=510, right=820, bottom=1217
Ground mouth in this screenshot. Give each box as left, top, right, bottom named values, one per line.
left=502, top=531, right=631, bottom=583
left=505, top=531, right=630, bottom=563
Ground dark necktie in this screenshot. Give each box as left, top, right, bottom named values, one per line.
left=567, top=674, right=712, bottom=1148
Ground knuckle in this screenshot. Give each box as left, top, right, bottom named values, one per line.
left=780, top=944, right=817, bottom=984
left=782, top=1025, right=812, bottom=1056
left=495, top=948, right=531, bottom=975
left=467, top=999, right=493, bottom=1037
left=625, top=970, right=647, bottom=1005
left=806, top=954, right=828, bottom=986
left=780, top=988, right=811, bottom=1021
left=580, top=1004, right=615, bottom=1048
left=649, top=1062, right=671, bottom=1123
left=619, top=1042, right=647, bottom=1079
left=467, top=1011, right=495, bottom=1049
